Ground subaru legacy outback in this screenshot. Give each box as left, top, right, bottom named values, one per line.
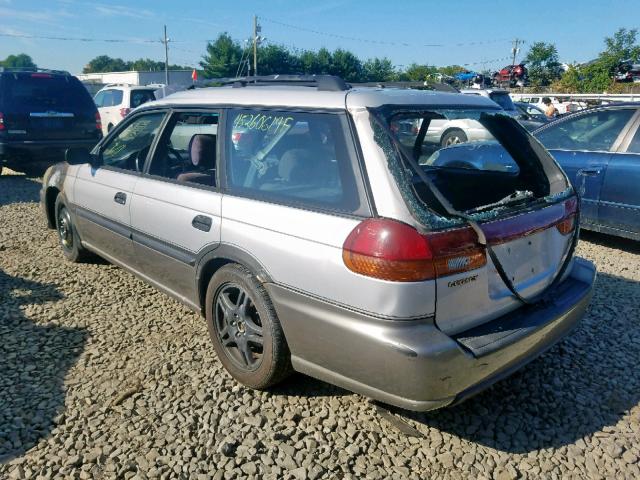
left=40, top=75, right=595, bottom=411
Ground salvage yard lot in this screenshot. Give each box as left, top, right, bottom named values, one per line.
left=1, top=169, right=639, bottom=480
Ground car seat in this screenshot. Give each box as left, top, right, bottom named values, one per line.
left=176, top=134, right=216, bottom=186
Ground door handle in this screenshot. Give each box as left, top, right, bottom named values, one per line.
left=192, top=215, right=212, bottom=232
left=114, top=192, right=127, bottom=205
left=577, top=168, right=602, bottom=177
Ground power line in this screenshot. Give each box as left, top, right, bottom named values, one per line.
left=0, top=32, right=161, bottom=44
left=260, top=16, right=515, bottom=48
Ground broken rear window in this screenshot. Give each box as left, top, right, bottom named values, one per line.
left=376, top=108, right=570, bottom=226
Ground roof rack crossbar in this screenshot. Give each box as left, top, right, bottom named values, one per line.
left=223, top=74, right=350, bottom=92
left=0, top=66, right=71, bottom=75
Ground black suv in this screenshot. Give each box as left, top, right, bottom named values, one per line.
left=0, top=68, right=102, bottom=175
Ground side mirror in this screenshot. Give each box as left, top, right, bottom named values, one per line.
left=65, top=148, right=98, bottom=167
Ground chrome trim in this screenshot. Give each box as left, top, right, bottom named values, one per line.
left=29, top=112, right=75, bottom=118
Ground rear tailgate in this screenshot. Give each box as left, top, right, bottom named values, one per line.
left=435, top=199, right=576, bottom=335
left=1, top=73, right=98, bottom=141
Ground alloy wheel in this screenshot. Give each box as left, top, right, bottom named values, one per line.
left=57, top=207, right=74, bottom=250
left=214, top=283, right=264, bottom=371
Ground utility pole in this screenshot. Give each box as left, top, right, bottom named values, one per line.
left=511, top=38, right=522, bottom=66
left=162, top=25, right=170, bottom=86
left=253, top=15, right=260, bottom=79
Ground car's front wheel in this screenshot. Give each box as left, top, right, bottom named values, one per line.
left=205, top=264, right=292, bottom=389
left=54, top=196, right=91, bottom=263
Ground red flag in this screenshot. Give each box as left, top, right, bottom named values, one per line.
left=191, top=69, right=198, bottom=81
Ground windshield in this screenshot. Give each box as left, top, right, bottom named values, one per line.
left=489, top=93, right=516, bottom=111
left=381, top=108, right=569, bottom=221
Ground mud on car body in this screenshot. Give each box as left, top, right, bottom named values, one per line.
left=41, top=75, right=596, bottom=411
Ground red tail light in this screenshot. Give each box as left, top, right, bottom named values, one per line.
left=95, top=112, right=102, bottom=131
left=120, top=108, right=131, bottom=118
left=342, top=218, right=486, bottom=282
left=343, top=198, right=577, bottom=282
left=556, top=197, right=577, bottom=235
left=31, top=73, right=52, bottom=78
left=0, top=112, right=5, bottom=131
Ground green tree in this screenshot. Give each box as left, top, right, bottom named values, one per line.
left=600, top=28, right=640, bottom=70
left=257, top=44, right=300, bottom=76
left=525, top=41, right=561, bottom=86
left=554, top=28, right=640, bottom=93
left=299, top=48, right=332, bottom=74
left=437, top=65, right=465, bottom=77
left=1, top=53, right=37, bottom=69
left=363, top=57, right=396, bottom=82
left=329, top=49, right=364, bottom=82
left=83, top=55, right=128, bottom=73
left=403, top=63, right=437, bottom=81
left=200, top=33, right=244, bottom=78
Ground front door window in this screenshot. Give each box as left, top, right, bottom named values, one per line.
left=100, top=112, right=165, bottom=172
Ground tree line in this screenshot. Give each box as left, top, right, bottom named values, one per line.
left=3, top=27, right=638, bottom=92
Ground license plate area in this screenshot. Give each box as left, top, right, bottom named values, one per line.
left=488, top=227, right=561, bottom=298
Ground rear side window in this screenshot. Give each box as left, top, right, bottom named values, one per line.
left=627, top=126, right=640, bottom=154
left=226, top=109, right=362, bottom=213
left=537, top=109, right=635, bottom=151
left=131, top=90, right=155, bottom=108
left=101, top=90, right=123, bottom=107
left=1, top=74, right=95, bottom=113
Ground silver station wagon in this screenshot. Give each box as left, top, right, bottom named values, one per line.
left=41, top=75, right=596, bottom=411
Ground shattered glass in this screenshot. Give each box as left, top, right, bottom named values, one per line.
left=370, top=113, right=573, bottom=229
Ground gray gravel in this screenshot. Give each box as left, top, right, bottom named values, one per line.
left=1, top=167, right=639, bottom=479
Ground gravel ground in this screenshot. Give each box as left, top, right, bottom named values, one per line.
left=1, top=168, right=639, bottom=480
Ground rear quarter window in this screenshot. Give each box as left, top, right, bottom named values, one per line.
left=130, top=90, right=155, bottom=108
left=225, top=109, right=366, bottom=215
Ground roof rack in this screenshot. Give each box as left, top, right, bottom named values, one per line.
left=224, top=74, right=350, bottom=92
left=0, top=67, right=71, bottom=75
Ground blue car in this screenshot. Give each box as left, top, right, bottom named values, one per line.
left=534, top=104, right=640, bottom=241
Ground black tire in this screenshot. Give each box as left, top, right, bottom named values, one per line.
left=441, top=129, right=468, bottom=147
left=107, top=123, right=114, bottom=133
left=54, top=196, right=91, bottom=263
left=205, top=264, right=292, bottom=389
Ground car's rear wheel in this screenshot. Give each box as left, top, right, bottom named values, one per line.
left=441, top=129, right=468, bottom=147
left=54, top=196, right=91, bottom=263
left=205, top=264, right=292, bottom=389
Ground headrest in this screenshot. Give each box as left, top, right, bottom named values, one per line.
left=279, top=149, right=314, bottom=183
left=188, top=134, right=216, bottom=168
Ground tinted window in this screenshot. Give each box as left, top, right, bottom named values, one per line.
left=101, top=90, right=123, bottom=107
left=148, top=112, right=218, bottom=187
left=1, top=74, right=95, bottom=113
left=130, top=90, right=155, bottom=108
left=226, top=110, right=360, bottom=212
left=93, top=91, right=105, bottom=108
left=536, top=109, right=635, bottom=151
left=101, top=113, right=165, bottom=171
left=489, top=93, right=515, bottom=111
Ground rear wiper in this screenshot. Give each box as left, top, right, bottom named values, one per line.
left=465, top=190, right=534, bottom=214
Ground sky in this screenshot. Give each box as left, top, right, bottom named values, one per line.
left=0, top=0, right=638, bottom=75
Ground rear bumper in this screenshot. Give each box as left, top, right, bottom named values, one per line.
left=268, top=257, right=596, bottom=411
left=0, top=138, right=99, bottom=160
